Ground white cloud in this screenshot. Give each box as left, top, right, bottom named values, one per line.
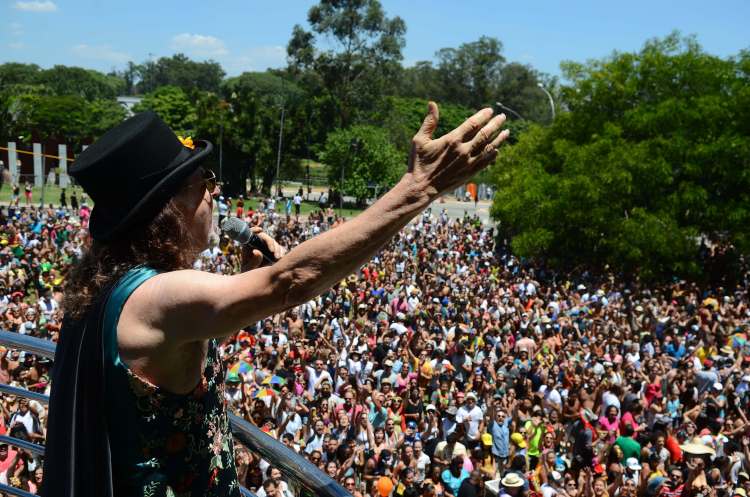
left=13, top=0, right=57, bottom=12
left=72, top=44, right=131, bottom=64
left=171, top=33, right=228, bottom=57
left=8, top=42, right=24, bottom=49
left=225, top=45, right=286, bottom=74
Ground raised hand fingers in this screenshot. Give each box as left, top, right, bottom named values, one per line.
left=471, top=128, right=511, bottom=170
left=451, top=108, right=494, bottom=142
left=469, top=114, right=507, bottom=155
left=413, top=101, right=440, bottom=146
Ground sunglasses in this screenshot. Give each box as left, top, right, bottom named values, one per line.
left=187, top=168, right=219, bottom=195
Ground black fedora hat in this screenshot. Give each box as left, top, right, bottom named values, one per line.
left=70, top=111, right=213, bottom=241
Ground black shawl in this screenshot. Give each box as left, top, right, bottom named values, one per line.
left=41, top=287, right=115, bottom=497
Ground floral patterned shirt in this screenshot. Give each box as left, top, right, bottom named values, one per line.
left=103, top=267, right=240, bottom=497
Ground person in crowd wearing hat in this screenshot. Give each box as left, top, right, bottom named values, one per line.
left=478, top=433, right=497, bottom=480
left=42, top=106, right=509, bottom=496
left=457, top=391, right=484, bottom=449
left=500, top=472, right=525, bottom=497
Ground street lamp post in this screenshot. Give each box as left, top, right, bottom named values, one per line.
left=495, top=101, right=525, bottom=121
left=537, top=83, right=556, bottom=120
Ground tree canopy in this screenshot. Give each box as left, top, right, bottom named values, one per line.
left=320, top=124, right=404, bottom=204
left=490, top=33, right=750, bottom=280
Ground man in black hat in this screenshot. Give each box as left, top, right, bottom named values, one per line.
left=44, top=104, right=508, bottom=496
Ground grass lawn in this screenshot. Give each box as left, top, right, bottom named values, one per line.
left=240, top=197, right=364, bottom=218
left=0, top=183, right=86, bottom=206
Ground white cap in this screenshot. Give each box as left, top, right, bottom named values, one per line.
left=626, top=458, right=642, bottom=471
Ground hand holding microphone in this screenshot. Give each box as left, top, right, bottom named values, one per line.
left=220, top=217, right=286, bottom=268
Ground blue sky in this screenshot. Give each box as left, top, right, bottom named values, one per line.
left=2, top=0, right=748, bottom=79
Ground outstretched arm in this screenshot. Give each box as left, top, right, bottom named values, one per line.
left=122, top=104, right=509, bottom=347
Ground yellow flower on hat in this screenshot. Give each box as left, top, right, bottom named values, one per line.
left=178, top=135, right=195, bottom=150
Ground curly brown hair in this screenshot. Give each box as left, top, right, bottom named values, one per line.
left=63, top=200, right=195, bottom=321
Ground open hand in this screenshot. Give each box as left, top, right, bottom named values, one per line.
left=408, top=102, right=509, bottom=199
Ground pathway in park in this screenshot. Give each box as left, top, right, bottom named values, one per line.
left=279, top=184, right=492, bottom=223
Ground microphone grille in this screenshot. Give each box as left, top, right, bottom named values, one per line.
left=220, top=217, right=247, bottom=240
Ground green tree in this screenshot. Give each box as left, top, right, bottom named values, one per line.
left=394, top=38, right=556, bottom=125
left=435, top=36, right=505, bottom=108
left=320, top=125, right=404, bottom=204
left=12, top=94, right=89, bottom=143
left=0, top=63, right=42, bottom=86
left=220, top=73, right=307, bottom=194
left=133, top=85, right=197, bottom=135
left=85, top=99, right=126, bottom=137
left=137, top=54, right=225, bottom=94
left=373, top=96, right=474, bottom=154
left=495, top=63, right=557, bottom=123
left=36, top=65, right=124, bottom=100
left=394, top=61, right=443, bottom=101
left=286, top=0, right=406, bottom=127
left=490, top=33, right=750, bottom=280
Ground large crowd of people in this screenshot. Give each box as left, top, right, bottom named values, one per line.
left=1, top=193, right=750, bottom=497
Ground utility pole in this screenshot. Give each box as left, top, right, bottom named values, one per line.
left=219, top=114, right=223, bottom=184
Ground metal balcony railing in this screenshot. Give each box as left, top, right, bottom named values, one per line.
left=0, top=330, right=350, bottom=497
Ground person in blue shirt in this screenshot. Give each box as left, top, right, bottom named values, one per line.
left=442, top=456, right=470, bottom=497
left=489, top=401, right=513, bottom=474
left=665, top=336, right=686, bottom=362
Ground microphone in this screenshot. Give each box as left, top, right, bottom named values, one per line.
left=220, top=217, right=278, bottom=265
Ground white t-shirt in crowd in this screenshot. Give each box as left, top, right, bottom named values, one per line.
left=456, top=404, right=484, bottom=439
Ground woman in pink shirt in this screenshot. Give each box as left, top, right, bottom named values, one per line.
left=598, top=405, right=621, bottom=444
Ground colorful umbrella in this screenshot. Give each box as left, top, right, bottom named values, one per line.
left=229, top=361, right=254, bottom=376
left=261, top=375, right=287, bottom=387
left=252, top=388, right=276, bottom=399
